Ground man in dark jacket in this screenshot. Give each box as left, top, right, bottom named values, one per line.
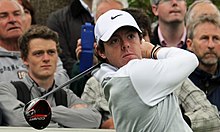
left=150, top=0, right=187, bottom=49
left=187, top=13, right=220, bottom=114
left=47, top=0, right=94, bottom=77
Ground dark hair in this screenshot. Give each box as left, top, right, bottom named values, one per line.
left=21, top=0, right=36, bottom=24
left=18, top=25, right=61, bottom=60
left=95, top=40, right=106, bottom=63
left=122, top=8, right=152, bottom=39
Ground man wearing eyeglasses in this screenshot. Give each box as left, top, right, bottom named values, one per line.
left=150, top=0, right=187, bottom=49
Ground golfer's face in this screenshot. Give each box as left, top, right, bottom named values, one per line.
left=103, top=27, right=142, bottom=68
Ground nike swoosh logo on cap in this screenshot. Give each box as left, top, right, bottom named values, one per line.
left=111, top=14, right=122, bottom=20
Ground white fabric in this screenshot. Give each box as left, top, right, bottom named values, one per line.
left=92, top=63, right=117, bottom=83
left=93, top=47, right=199, bottom=106
left=94, top=9, right=142, bottom=44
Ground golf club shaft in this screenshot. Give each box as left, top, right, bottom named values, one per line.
left=40, top=63, right=101, bottom=99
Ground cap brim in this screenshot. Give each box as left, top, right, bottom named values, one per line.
left=100, top=24, right=142, bottom=42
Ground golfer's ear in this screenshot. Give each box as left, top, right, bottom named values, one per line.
left=97, top=50, right=107, bottom=59
left=95, top=44, right=106, bottom=59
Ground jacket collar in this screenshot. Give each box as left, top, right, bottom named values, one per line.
left=194, top=61, right=220, bottom=80
left=24, top=74, right=56, bottom=93
left=70, top=0, right=91, bottom=18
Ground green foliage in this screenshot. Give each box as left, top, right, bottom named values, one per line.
left=128, top=0, right=220, bottom=23
left=128, top=0, right=220, bottom=8
left=127, top=0, right=155, bottom=22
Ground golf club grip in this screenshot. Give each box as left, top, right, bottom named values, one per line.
left=40, top=63, right=101, bottom=99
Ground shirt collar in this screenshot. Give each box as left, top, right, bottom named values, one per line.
left=79, top=0, right=93, bottom=17
left=158, top=27, right=186, bottom=48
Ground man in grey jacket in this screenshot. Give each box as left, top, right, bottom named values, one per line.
left=0, top=25, right=101, bottom=128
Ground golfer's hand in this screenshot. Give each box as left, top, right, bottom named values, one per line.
left=140, top=40, right=155, bottom=58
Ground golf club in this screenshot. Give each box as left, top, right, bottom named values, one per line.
left=23, top=63, right=101, bottom=130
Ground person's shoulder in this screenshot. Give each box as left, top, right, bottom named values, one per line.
left=47, top=5, right=71, bottom=26
left=0, top=81, right=13, bottom=86
left=150, top=25, right=160, bottom=45
left=175, top=78, right=202, bottom=96
left=49, top=5, right=70, bottom=18
left=0, top=81, right=16, bottom=92
left=86, top=77, right=101, bottom=91
left=88, top=76, right=99, bottom=84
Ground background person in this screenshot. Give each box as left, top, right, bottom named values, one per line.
left=0, top=0, right=68, bottom=86
left=0, top=25, right=101, bottom=127
left=92, top=0, right=128, bottom=20
left=187, top=14, right=220, bottom=115
left=185, top=0, right=220, bottom=27
left=150, top=0, right=187, bottom=49
left=47, top=0, right=94, bottom=77
left=18, top=0, right=36, bottom=30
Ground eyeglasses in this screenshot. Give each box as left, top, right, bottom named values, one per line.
left=157, top=0, right=186, bottom=5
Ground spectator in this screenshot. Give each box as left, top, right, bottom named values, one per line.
left=71, top=0, right=128, bottom=97
left=187, top=14, right=220, bottom=115
left=185, top=0, right=220, bottom=27
left=18, top=0, right=36, bottom=30
left=0, top=0, right=68, bottom=86
left=0, top=25, right=101, bottom=127
left=150, top=0, right=187, bottom=49
left=174, top=78, right=220, bottom=132
left=122, top=8, right=152, bottom=42
left=47, top=0, right=94, bottom=77
left=29, top=0, right=69, bottom=25
left=92, top=0, right=128, bottom=20
left=93, top=9, right=198, bottom=131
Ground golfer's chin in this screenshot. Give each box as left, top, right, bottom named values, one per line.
left=123, top=55, right=139, bottom=61
left=121, top=57, right=138, bottom=66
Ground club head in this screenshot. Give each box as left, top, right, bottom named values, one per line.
left=24, top=98, right=51, bottom=130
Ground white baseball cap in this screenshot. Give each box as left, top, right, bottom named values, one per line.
left=94, top=9, right=142, bottom=44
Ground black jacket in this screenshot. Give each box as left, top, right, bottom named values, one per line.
left=47, top=0, right=94, bottom=76
left=189, top=62, right=220, bottom=111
